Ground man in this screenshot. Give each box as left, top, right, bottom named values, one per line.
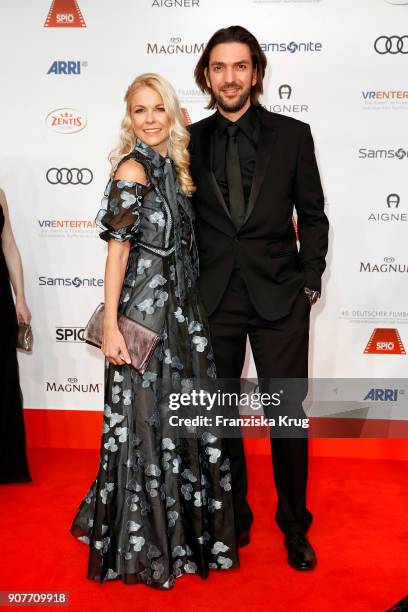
left=189, top=26, right=329, bottom=570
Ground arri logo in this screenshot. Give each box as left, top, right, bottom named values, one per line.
left=44, top=0, right=86, bottom=27
left=363, top=388, right=401, bottom=401
left=364, top=328, right=406, bottom=354
left=46, top=108, right=87, bottom=134
left=47, top=61, right=87, bottom=75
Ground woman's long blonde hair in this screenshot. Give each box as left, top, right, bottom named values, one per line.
left=109, top=73, right=195, bottom=196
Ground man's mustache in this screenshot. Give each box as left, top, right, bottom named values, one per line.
left=221, top=83, right=242, bottom=91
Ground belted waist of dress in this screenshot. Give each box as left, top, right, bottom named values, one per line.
left=137, top=242, right=176, bottom=257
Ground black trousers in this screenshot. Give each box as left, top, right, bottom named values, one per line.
left=208, top=269, right=313, bottom=536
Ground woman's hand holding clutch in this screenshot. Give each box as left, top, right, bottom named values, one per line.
left=102, top=325, right=131, bottom=366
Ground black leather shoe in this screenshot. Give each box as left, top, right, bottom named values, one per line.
left=236, top=529, right=251, bottom=548
left=284, top=533, right=317, bottom=570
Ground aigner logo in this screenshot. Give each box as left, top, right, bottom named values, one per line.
left=278, top=84, right=292, bottom=99
left=368, top=194, right=407, bottom=222
left=44, top=0, right=86, bottom=27
left=387, top=193, right=400, bottom=208
left=47, top=60, right=87, bottom=75
left=46, top=168, right=93, bottom=185
left=46, top=108, right=87, bottom=134
left=374, top=35, right=408, bottom=54
left=151, top=0, right=200, bottom=6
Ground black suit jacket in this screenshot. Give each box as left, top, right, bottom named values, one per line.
left=189, top=106, right=329, bottom=321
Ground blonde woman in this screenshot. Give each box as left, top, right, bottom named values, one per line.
left=70, top=74, right=238, bottom=589
left=0, top=188, right=31, bottom=484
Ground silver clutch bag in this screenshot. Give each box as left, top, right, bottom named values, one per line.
left=84, top=303, right=160, bottom=375
left=17, top=323, right=33, bottom=351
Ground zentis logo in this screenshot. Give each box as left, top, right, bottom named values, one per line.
left=364, top=328, right=406, bottom=354
left=46, top=108, right=87, bottom=134
left=44, top=0, right=86, bottom=27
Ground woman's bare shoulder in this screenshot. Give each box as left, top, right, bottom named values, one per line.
left=114, top=160, right=147, bottom=184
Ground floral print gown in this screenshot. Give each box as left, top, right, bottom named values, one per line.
left=70, top=140, right=239, bottom=589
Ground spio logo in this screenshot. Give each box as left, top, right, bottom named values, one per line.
left=44, top=0, right=86, bottom=27
left=364, top=328, right=406, bottom=354
left=374, top=35, right=408, bottom=54
left=278, top=84, right=292, bottom=100
left=47, top=61, right=87, bottom=75
left=46, top=168, right=93, bottom=185
left=46, top=108, right=87, bottom=134
left=56, top=327, right=85, bottom=342
left=387, top=193, right=400, bottom=208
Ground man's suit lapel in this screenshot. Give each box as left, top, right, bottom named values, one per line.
left=199, top=115, right=232, bottom=222
left=243, top=108, right=277, bottom=226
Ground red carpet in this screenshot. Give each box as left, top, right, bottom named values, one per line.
left=1, top=448, right=407, bottom=611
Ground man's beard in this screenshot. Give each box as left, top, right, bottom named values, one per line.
left=213, top=83, right=252, bottom=113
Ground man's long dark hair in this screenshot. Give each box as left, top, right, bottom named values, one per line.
left=194, top=25, right=267, bottom=110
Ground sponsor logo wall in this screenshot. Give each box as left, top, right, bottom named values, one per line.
left=0, top=0, right=406, bottom=414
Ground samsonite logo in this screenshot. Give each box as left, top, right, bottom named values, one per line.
left=44, top=0, right=86, bottom=27
left=45, top=108, right=87, bottom=134
left=47, top=60, right=87, bottom=75
left=364, top=328, right=406, bottom=354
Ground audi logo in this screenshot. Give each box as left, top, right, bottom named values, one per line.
left=374, top=35, right=408, bottom=54
left=46, top=167, right=93, bottom=185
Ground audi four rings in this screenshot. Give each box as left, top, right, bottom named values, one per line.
left=46, top=168, right=93, bottom=185
left=374, top=35, right=408, bottom=54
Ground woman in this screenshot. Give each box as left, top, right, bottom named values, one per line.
left=70, top=74, right=238, bottom=589
left=0, top=188, right=32, bottom=484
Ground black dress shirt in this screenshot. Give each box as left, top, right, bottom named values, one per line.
left=212, top=104, right=260, bottom=212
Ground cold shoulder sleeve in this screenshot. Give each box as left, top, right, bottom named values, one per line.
left=96, top=179, right=147, bottom=243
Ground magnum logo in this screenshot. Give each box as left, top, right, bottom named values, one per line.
left=44, top=0, right=86, bottom=28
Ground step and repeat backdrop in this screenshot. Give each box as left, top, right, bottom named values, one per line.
left=0, top=0, right=407, bottom=416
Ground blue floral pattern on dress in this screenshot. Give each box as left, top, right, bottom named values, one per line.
left=70, top=139, right=238, bottom=589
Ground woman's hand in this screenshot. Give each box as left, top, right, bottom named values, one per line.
left=102, top=326, right=131, bottom=366
left=16, top=300, right=31, bottom=324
